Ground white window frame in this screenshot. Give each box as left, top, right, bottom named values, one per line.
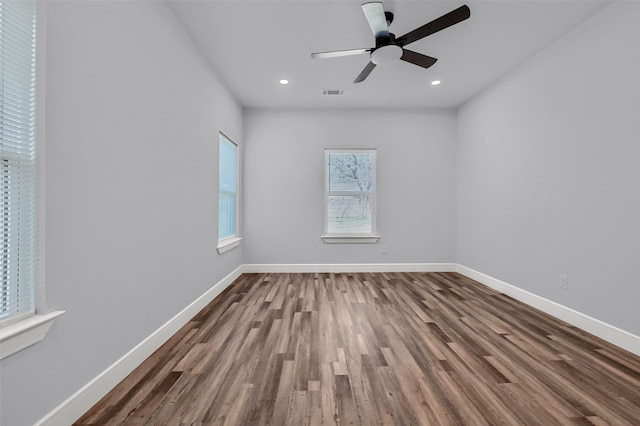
left=0, top=0, right=64, bottom=360
left=322, top=148, right=380, bottom=244
left=217, top=132, right=241, bottom=254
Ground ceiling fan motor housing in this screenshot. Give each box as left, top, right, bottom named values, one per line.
left=384, top=11, right=394, bottom=26
left=375, top=32, right=396, bottom=48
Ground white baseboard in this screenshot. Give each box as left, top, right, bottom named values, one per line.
left=36, top=262, right=639, bottom=425
left=456, top=264, right=640, bottom=357
left=35, top=266, right=244, bottom=426
left=241, top=263, right=457, bottom=273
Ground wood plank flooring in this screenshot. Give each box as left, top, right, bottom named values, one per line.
left=75, top=272, right=640, bottom=425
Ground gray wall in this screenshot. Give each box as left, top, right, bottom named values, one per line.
left=456, top=1, right=640, bottom=335
left=0, top=2, right=243, bottom=425
left=243, top=109, right=458, bottom=265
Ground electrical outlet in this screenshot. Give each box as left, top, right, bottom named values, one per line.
left=381, top=245, right=387, bottom=254
left=559, top=274, right=569, bottom=290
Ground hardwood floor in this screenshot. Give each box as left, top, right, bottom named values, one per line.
left=75, top=272, right=640, bottom=425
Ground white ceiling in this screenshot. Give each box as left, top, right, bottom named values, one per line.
left=168, top=0, right=610, bottom=110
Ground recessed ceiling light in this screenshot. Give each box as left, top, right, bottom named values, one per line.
left=431, top=80, right=441, bottom=86
left=279, top=79, right=289, bottom=85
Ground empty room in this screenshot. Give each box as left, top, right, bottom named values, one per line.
left=0, top=0, right=638, bottom=425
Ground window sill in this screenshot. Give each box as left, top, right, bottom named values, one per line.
left=321, top=234, right=381, bottom=244
left=0, top=310, right=65, bottom=360
left=217, top=237, right=242, bottom=254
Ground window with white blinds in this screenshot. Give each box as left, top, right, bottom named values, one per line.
left=0, top=0, right=37, bottom=323
left=218, top=133, right=238, bottom=243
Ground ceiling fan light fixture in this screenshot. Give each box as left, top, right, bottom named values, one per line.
left=370, top=44, right=402, bottom=65
left=310, top=3, right=471, bottom=83
left=431, top=80, right=441, bottom=86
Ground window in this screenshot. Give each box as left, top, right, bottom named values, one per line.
left=217, top=133, right=240, bottom=253
left=1, top=0, right=37, bottom=323
left=0, top=0, right=63, bottom=360
left=323, top=149, right=379, bottom=243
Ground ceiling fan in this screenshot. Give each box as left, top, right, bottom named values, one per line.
left=311, top=2, right=470, bottom=83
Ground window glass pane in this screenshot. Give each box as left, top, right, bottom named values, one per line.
left=219, top=137, right=237, bottom=193
left=327, top=195, right=372, bottom=234
left=328, top=152, right=374, bottom=192
left=218, top=134, right=237, bottom=241
left=218, top=191, right=236, bottom=239
left=1, top=0, right=37, bottom=321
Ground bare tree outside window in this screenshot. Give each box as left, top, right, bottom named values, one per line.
left=325, top=150, right=376, bottom=235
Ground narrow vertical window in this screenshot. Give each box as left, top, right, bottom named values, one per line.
left=0, top=0, right=37, bottom=322
left=217, top=133, right=240, bottom=253
left=323, top=149, right=379, bottom=243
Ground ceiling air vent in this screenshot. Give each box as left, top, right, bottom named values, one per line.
left=322, top=89, right=345, bottom=96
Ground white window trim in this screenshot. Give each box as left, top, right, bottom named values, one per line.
left=0, top=1, right=65, bottom=359
left=321, top=234, right=381, bottom=244
left=217, top=133, right=240, bottom=253
left=322, top=149, right=380, bottom=243
left=217, top=236, right=242, bottom=254
left=0, top=310, right=65, bottom=360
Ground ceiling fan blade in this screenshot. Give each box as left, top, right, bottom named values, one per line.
left=311, top=49, right=370, bottom=59
left=361, top=2, right=389, bottom=39
left=400, top=49, right=438, bottom=69
left=396, top=5, right=470, bottom=46
left=354, top=62, right=377, bottom=83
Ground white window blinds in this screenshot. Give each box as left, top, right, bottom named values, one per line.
left=0, top=0, right=37, bottom=322
left=218, top=133, right=237, bottom=241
